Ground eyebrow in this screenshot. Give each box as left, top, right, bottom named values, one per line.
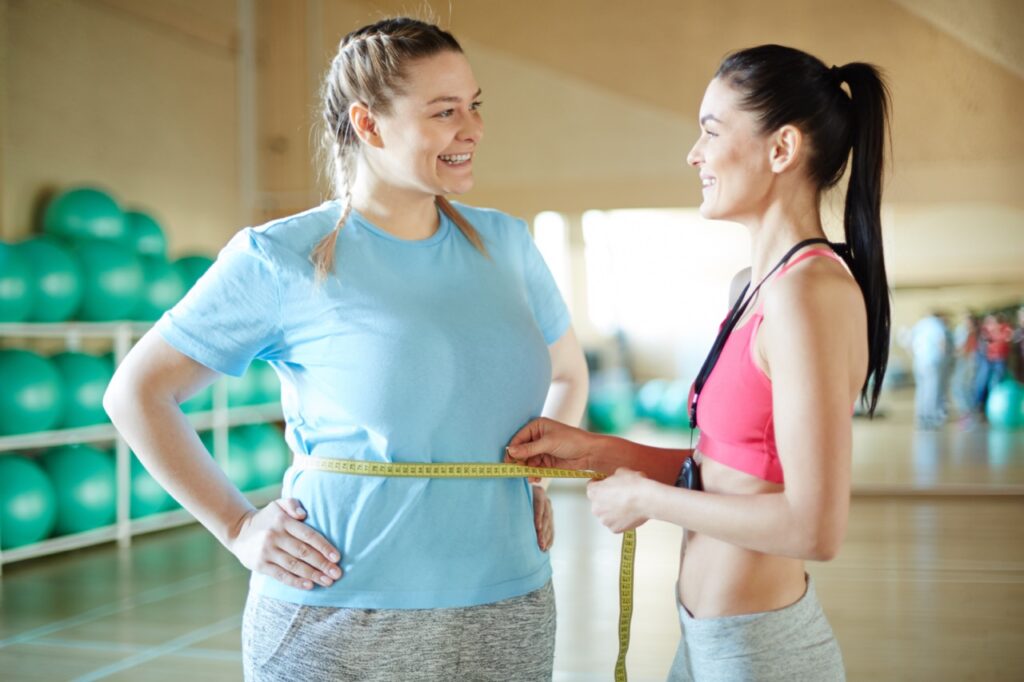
left=426, top=88, right=483, bottom=106
left=700, top=114, right=722, bottom=126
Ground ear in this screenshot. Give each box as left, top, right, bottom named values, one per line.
left=349, top=102, right=383, bottom=149
left=768, top=125, right=802, bottom=174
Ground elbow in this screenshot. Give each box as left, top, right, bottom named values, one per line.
left=102, top=380, right=127, bottom=424
left=799, top=520, right=846, bottom=562
left=806, top=536, right=841, bottom=562
left=102, top=370, right=141, bottom=425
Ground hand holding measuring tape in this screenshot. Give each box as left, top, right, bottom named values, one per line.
left=507, top=417, right=651, bottom=534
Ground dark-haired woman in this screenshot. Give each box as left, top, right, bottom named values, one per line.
left=507, top=45, right=891, bottom=680
left=105, top=17, right=586, bottom=682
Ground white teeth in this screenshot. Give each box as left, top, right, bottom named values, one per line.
left=439, top=153, right=471, bottom=164
left=702, top=178, right=716, bottom=188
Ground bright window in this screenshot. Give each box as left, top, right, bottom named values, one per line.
left=581, top=209, right=749, bottom=379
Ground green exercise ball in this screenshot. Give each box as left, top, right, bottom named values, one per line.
left=131, top=455, right=174, bottom=518
left=173, top=254, right=215, bottom=291
left=199, top=430, right=215, bottom=456
left=0, top=456, right=57, bottom=549
left=225, top=428, right=260, bottom=491
left=986, top=381, right=1023, bottom=430
left=41, top=445, right=116, bottom=535
left=123, top=210, right=167, bottom=257
left=0, top=349, right=65, bottom=435
left=181, top=385, right=213, bottom=413
left=654, top=381, right=692, bottom=430
left=43, top=187, right=126, bottom=243
left=15, top=237, right=84, bottom=322
left=587, top=387, right=636, bottom=434
left=134, top=256, right=186, bottom=321
left=75, top=240, right=143, bottom=321
left=51, top=352, right=113, bottom=428
left=250, top=361, right=282, bottom=405
left=0, top=241, right=34, bottom=322
left=228, top=369, right=261, bottom=407
left=240, top=423, right=290, bottom=487
left=200, top=429, right=259, bottom=491
left=635, top=379, right=669, bottom=420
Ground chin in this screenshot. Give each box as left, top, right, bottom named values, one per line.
left=442, top=180, right=475, bottom=196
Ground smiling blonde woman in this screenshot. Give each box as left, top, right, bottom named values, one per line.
left=104, top=17, right=587, bottom=682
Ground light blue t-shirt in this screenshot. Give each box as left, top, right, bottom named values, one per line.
left=156, top=201, right=571, bottom=609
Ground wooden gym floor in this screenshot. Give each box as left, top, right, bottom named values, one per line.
left=1, top=389, right=1022, bottom=681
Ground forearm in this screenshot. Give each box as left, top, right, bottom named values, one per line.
left=542, top=377, right=587, bottom=427
left=591, top=435, right=690, bottom=485
left=638, top=480, right=839, bottom=560
left=105, top=388, right=255, bottom=547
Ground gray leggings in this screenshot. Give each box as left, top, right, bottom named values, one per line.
left=242, top=581, right=556, bottom=682
left=668, top=576, right=845, bottom=681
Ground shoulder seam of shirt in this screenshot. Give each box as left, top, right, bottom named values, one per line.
left=243, top=229, right=286, bottom=348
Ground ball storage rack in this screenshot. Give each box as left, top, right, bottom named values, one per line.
left=0, top=321, right=284, bottom=575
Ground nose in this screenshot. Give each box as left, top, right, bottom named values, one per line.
left=686, top=138, right=702, bottom=168
left=460, top=110, right=484, bottom=145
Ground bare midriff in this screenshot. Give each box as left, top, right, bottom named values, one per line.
left=678, top=453, right=807, bottom=619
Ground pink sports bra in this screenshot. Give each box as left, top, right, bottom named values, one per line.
left=694, top=249, right=846, bottom=483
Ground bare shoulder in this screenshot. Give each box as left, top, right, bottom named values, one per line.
left=762, top=257, right=865, bottom=332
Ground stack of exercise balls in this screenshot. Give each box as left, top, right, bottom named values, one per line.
left=199, top=423, right=291, bottom=493
left=0, top=186, right=215, bottom=324
left=0, top=185, right=286, bottom=552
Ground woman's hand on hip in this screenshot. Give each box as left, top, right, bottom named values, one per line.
left=532, top=484, right=554, bottom=552
left=227, top=498, right=342, bottom=590
left=587, top=468, right=650, bottom=533
left=505, top=417, right=599, bottom=471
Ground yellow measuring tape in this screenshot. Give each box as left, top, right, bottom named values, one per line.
left=296, top=457, right=635, bottom=682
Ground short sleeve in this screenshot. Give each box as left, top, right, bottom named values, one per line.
left=516, top=219, right=571, bottom=345
left=155, top=229, right=282, bottom=377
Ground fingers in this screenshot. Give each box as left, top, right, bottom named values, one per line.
left=506, top=439, right=556, bottom=462
left=283, top=516, right=341, bottom=567
left=255, top=498, right=342, bottom=591
left=508, top=418, right=547, bottom=447
left=274, top=534, right=341, bottom=587
left=276, top=497, right=307, bottom=520
left=265, top=547, right=330, bottom=590
left=534, top=490, right=554, bottom=552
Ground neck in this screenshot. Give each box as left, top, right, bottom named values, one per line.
left=744, top=189, right=827, bottom=284
left=350, top=164, right=440, bottom=240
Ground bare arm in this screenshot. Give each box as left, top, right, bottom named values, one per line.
left=541, top=326, right=589, bottom=426
left=104, top=331, right=251, bottom=542
left=104, top=331, right=342, bottom=588
left=508, top=419, right=690, bottom=485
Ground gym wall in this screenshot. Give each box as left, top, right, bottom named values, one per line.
left=1, top=0, right=1021, bottom=359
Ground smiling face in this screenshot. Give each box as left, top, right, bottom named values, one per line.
left=366, top=50, right=483, bottom=197
left=686, top=78, right=775, bottom=222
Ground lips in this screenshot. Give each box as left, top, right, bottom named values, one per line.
left=439, top=152, right=472, bottom=165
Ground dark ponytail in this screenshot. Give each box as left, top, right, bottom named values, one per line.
left=716, top=46, right=892, bottom=416
left=836, top=63, right=891, bottom=415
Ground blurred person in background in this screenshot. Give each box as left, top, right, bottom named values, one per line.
left=911, top=310, right=951, bottom=430
left=951, top=311, right=980, bottom=425
left=975, top=312, right=1013, bottom=416
left=1011, top=305, right=1024, bottom=382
